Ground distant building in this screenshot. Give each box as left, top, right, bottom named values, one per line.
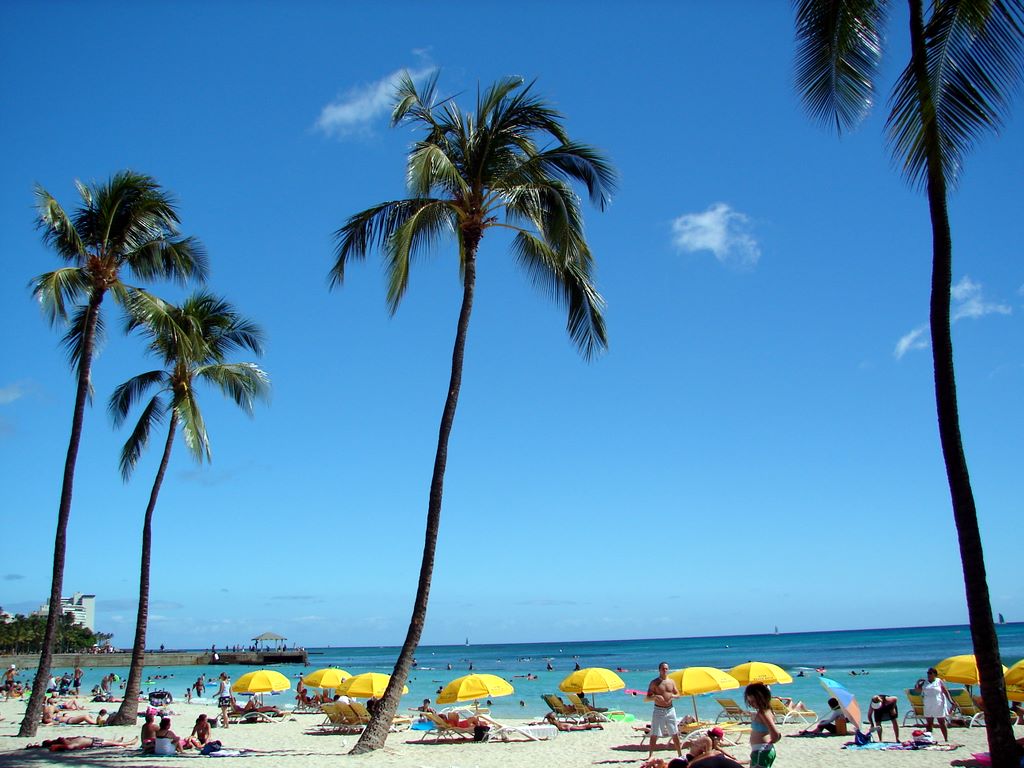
left=33, top=592, right=96, bottom=631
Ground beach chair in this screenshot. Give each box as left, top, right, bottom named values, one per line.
left=950, top=690, right=985, bottom=728
left=489, top=722, right=558, bottom=741
left=348, top=701, right=411, bottom=730
left=313, top=702, right=364, bottom=734
left=769, top=697, right=816, bottom=724
left=902, top=690, right=927, bottom=725
left=542, top=693, right=582, bottom=722
left=566, top=693, right=613, bottom=722
left=417, top=711, right=477, bottom=741
left=715, top=698, right=753, bottom=723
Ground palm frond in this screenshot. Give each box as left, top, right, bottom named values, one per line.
left=392, top=69, right=441, bottom=127
left=386, top=201, right=460, bottom=312
left=127, top=235, right=210, bottom=285
left=502, top=143, right=617, bottom=211
left=34, top=186, right=87, bottom=263
left=61, top=303, right=104, bottom=379
left=117, top=394, right=167, bottom=481
left=511, top=231, right=607, bottom=360
left=794, top=0, right=886, bottom=133
left=887, top=0, right=1024, bottom=188
left=407, top=143, right=470, bottom=199
left=331, top=199, right=439, bottom=290
left=176, top=389, right=211, bottom=464
left=30, top=268, right=91, bottom=326
left=195, top=362, right=270, bottom=415
left=108, top=370, right=167, bottom=428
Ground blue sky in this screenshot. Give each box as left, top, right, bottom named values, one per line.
left=2, top=2, right=1022, bottom=650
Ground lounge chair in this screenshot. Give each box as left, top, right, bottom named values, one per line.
left=312, top=702, right=364, bottom=734
left=902, top=690, right=927, bottom=725
left=417, top=711, right=477, bottom=741
left=566, top=693, right=614, bottom=721
left=348, top=701, right=411, bottom=730
left=542, top=694, right=582, bottom=722
left=769, top=697, right=816, bottom=724
left=950, top=690, right=985, bottom=728
left=715, top=698, right=753, bottom=723
left=488, top=722, right=558, bottom=741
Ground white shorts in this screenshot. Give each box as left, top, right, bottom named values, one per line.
left=651, top=705, right=679, bottom=737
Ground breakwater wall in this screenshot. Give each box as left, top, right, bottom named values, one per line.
left=0, top=649, right=307, bottom=669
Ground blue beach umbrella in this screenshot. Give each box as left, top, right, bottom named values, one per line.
left=819, top=676, right=860, bottom=729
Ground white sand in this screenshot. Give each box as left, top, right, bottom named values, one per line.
left=0, top=696, right=1012, bottom=767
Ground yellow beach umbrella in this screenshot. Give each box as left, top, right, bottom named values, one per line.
left=302, top=667, right=352, bottom=690
left=336, top=672, right=408, bottom=699
left=559, top=667, right=626, bottom=695
left=1003, top=659, right=1024, bottom=687
left=437, top=674, right=514, bottom=705
left=669, top=666, right=740, bottom=720
left=728, top=661, right=793, bottom=686
left=231, top=669, right=292, bottom=694
left=936, top=654, right=1006, bottom=686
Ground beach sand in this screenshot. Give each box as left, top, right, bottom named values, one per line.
left=0, top=697, right=1009, bottom=767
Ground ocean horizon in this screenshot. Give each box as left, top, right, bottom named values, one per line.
left=34, top=622, right=1024, bottom=720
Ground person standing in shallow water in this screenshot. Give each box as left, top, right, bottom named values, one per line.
left=745, top=683, right=782, bottom=767
left=646, top=662, right=682, bottom=758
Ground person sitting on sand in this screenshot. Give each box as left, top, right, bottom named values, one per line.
left=155, top=716, right=185, bottom=753
left=542, top=712, right=603, bottom=731
left=640, top=733, right=743, bottom=768
left=141, top=712, right=159, bottom=752
left=185, top=714, right=212, bottom=748
left=26, top=736, right=138, bottom=752
left=797, top=698, right=844, bottom=736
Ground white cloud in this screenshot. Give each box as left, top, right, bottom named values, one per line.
left=951, top=276, right=1011, bottom=322
left=670, top=203, right=760, bottom=268
left=315, top=64, right=436, bottom=138
left=0, top=383, right=27, bottom=405
left=895, top=325, right=929, bottom=359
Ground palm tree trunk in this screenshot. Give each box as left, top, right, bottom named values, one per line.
left=351, top=242, right=479, bottom=754
left=19, top=291, right=103, bottom=738
left=108, top=413, right=178, bottom=726
left=907, top=2, right=1015, bottom=765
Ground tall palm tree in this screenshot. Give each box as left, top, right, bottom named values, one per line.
left=21, top=172, right=207, bottom=737
left=331, top=74, right=615, bottom=752
left=106, top=291, right=269, bottom=725
left=794, top=2, right=1023, bottom=763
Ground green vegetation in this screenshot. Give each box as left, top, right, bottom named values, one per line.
left=0, top=612, right=108, bottom=655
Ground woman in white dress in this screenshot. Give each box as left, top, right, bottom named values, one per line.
left=920, top=667, right=953, bottom=741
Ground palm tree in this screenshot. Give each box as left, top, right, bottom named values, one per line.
left=20, top=172, right=207, bottom=737
left=106, top=291, right=269, bottom=725
left=331, top=74, right=615, bottom=752
left=794, top=2, right=1023, bottom=763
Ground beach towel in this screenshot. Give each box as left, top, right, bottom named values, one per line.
left=843, top=741, right=960, bottom=752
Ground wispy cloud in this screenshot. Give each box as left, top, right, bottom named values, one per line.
left=671, top=203, right=760, bottom=268
left=0, top=382, right=28, bottom=405
left=894, top=325, right=929, bottom=359
left=895, top=277, right=1011, bottom=359
left=315, top=61, right=436, bottom=138
left=4, top=574, right=24, bottom=581
left=952, top=276, right=1011, bottom=321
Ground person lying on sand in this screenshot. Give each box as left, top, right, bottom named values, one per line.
left=640, top=734, right=743, bottom=768
left=25, top=736, right=138, bottom=752
left=541, top=712, right=603, bottom=731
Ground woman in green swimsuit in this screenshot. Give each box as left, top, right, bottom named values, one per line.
left=745, top=683, right=781, bottom=767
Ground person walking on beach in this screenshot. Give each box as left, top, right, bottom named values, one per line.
left=3, top=665, right=16, bottom=699
left=920, top=667, right=953, bottom=742
left=745, top=683, right=782, bottom=767
left=646, top=662, right=682, bottom=758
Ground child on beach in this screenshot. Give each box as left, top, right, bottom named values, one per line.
left=745, top=683, right=781, bottom=767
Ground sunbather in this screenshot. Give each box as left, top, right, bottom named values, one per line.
left=640, top=734, right=743, bottom=768
left=797, top=698, right=845, bottom=736
left=185, top=713, right=212, bottom=748
left=155, top=716, right=185, bottom=753
left=25, top=736, right=138, bottom=752
left=543, top=712, right=603, bottom=731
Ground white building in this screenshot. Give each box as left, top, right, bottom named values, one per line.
left=33, top=592, right=96, bottom=631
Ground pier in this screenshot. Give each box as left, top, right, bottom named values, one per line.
left=0, top=648, right=307, bottom=669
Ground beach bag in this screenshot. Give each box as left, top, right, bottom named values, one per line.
left=200, top=740, right=223, bottom=755
left=854, top=729, right=872, bottom=745
left=473, top=724, right=490, bottom=741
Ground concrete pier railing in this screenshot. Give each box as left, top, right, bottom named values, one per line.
left=0, top=649, right=307, bottom=670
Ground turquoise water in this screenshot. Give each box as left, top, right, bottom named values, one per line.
left=57, top=623, right=1024, bottom=720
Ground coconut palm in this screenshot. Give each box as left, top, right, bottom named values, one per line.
left=105, top=291, right=269, bottom=725
left=330, top=74, right=615, bottom=752
left=20, top=172, right=207, bottom=737
left=794, top=2, right=1023, bottom=763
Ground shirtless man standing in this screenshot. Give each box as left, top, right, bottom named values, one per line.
left=646, top=662, right=682, bottom=758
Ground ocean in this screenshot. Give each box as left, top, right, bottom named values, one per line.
left=57, top=623, right=1024, bottom=720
